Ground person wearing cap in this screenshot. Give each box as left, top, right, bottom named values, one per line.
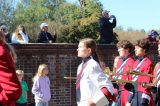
left=36, top=23, right=57, bottom=43
left=0, top=25, right=12, bottom=43
left=0, top=31, right=22, bottom=106
left=99, top=10, right=117, bottom=44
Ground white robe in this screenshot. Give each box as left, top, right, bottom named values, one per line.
left=76, top=59, right=114, bottom=106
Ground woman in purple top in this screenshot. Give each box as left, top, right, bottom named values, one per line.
left=32, top=64, right=51, bottom=106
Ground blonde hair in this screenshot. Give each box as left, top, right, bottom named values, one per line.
left=14, top=25, right=26, bottom=40
left=16, top=70, right=24, bottom=75
left=32, top=64, right=48, bottom=82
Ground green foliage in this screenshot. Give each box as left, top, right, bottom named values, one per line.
left=0, top=0, right=15, bottom=27
left=57, top=0, right=103, bottom=43
left=1, top=0, right=158, bottom=43
left=12, top=0, right=103, bottom=43
left=59, top=17, right=99, bottom=43
left=14, top=0, right=51, bottom=23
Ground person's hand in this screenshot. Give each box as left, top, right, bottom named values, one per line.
left=19, top=30, right=23, bottom=34
left=110, top=15, right=116, bottom=19
left=126, top=102, right=131, bottom=106
left=87, top=98, right=96, bottom=106
left=49, top=40, right=52, bottom=43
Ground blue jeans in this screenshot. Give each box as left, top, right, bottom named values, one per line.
left=35, top=102, right=48, bottom=106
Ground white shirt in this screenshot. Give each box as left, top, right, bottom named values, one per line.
left=11, top=32, right=29, bottom=43
left=77, top=58, right=114, bottom=106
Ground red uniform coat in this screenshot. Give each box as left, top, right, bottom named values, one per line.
left=133, top=56, right=154, bottom=106
left=153, top=62, right=160, bottom=86
left=115, top=57, right=134, bottom=106
left=0, top=41, right=22, bottom=106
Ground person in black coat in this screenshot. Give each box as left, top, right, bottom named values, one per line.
left=36, top=23, right=57, bottom=43
left=99, top=10, right=117, bottom=44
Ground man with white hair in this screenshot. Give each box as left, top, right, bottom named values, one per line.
left=99, top=10, right=117, bottom=44
left=36, top=22, right=57, bottom=43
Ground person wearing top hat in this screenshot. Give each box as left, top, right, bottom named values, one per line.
left=99, top=10, right=117, bottom=44
left=36, top=23, right=57, bottom=43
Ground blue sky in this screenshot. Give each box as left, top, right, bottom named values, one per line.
left=66, top=0, right=160, bottom=31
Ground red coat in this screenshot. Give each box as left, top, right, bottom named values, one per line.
left=133, top=56, right=154, bottom=106
left=116, top=57, right=135, bottom=106
left=153, top=62, right=160, bottom=85
left=133, top=57, right=154, bottom=94
left=0, top=41, right=22, bottom=106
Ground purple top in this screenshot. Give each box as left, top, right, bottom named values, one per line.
left=32, top=76, right=51, bottom=102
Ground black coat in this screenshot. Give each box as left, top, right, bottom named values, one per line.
left=36, top=31, right=56, bottom=43
left=99, top=17, right=116, bottom=44
left=5, top=33, right=11, bottom=43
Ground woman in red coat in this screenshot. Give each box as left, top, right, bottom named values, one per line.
left=0, top=31, right=22, bottom=106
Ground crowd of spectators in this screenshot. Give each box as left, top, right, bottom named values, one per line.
left=0, top=22, right=57, bottom=44
left=0, top=19, right=159, bottom=45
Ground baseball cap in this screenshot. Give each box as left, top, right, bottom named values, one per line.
left=40, top=23, right=48, bottom=29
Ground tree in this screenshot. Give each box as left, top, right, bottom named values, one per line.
left=58, top=0, right=103, bottom=43
left=0, top=0, right=15, bottom=28
left=13, top=0, right=103, bottom=43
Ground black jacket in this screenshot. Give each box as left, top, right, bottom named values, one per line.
left=36, top=31, right=56, bottom=43
left=5, top=33, right=11, bottom=43
left=99, top=17, right=116, bottom=44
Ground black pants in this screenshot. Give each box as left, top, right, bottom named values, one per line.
left=155, top=86, right=160, bottom=106
left=131, top=92, right=149, bottom=106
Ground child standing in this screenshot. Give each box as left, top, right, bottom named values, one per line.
left=32, top=64, right=51, bottom=106
left=16, top=70, right=28, bottom=106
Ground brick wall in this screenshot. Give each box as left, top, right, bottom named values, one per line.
left=12, top=44, right=158, bottom=106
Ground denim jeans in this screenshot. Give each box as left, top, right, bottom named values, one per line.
left=35, top=102, right=48, bottom=106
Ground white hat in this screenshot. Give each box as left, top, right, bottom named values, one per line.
left=40, top=23, right=48, bottom=29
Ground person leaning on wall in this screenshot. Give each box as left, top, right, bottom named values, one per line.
left=36, top=22, right=57, bottom=43
left=11, top=25, right=29, bottom=44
